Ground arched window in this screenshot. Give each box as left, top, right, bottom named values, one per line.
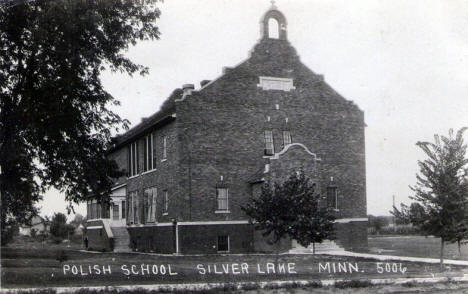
left=268, top=18, right=279, bottom=39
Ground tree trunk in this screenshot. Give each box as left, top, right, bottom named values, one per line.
left=458, top=240, right=461, bottom=256
left=313, top=242, right=315, bottom=255
left=440, top=238, right=444, bottom=270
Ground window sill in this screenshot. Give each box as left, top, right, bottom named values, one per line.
left=215, top=210, right=230, bottom=214
left=161, top=158, right=167, bottom=162
left=162, top=212, right=168, bottom=216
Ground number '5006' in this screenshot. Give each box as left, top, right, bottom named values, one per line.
left=376, top=262, right=407, bottom=274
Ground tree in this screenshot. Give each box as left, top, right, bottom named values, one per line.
left=0, top=0, right=161, bottom=243
left=50, top=212, right=74, bottom=240
left=69, top=213, right=84, bottom=228
left=368, top=215, right=389, bottom=234
left=393, top=128, right=468, bottom=267
left=242, top=172, right=335, bottom=255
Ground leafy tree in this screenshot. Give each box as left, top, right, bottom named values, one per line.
left=50, top=212, right=74, bottom=240
left=393, top=128, right=468, bottom=266
left=69, top=213, right=84, bottom=228
left=0, top=0, right=161, bottom=243
left=242, top=172, right=335, bottom=255
left=368, top=215, right=389, bottom=234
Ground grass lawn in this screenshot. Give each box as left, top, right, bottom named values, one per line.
left=368, top=235, right=468, bottom=260
left=3, top=238, right=468, bottom=289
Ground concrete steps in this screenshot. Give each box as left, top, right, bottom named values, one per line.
left=111, top=226, right=131, bottom=252
left=290, top=240, right=345, bottom=254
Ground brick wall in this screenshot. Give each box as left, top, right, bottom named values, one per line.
left=175, top=38, right=366, bottom=223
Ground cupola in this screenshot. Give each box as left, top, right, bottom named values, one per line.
left=260, top=0, right=288, bottom=40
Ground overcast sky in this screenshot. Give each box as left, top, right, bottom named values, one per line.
left=40, top=0, right=468, bottom=219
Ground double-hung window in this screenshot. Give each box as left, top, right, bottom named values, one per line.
left=264, top=130, right=274, bottom=155
left=128, top=191, right=139, bottom=224
left=162, top=136, right=167, bottom=160
left=152, top=132, right=157, bottom=167
left=283, top=131, right=292, bottom=146
left=144, top=187, right=157, bottom=223
left=327, top=186, right=338, bottom=210
left=163, top=190, right=169, bottom=213
left=216, top=188, right=229, bottom=211
left=143, top=134, right=155, bottom=172
left=128, top=141, right=139, bottom=177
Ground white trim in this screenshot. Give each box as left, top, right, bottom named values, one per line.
left=111, top=183, right=127, bottom=191
left=178, top=220, right=249, bottom=226
left=215, top=210, right=231, bottom=214
left=141, top=169, right=157, bottom=176
left=161, top=158, right=167, bottom=162
left=86, top=219, right=104, bottom=223
left=86, top=226, right=103, bottom=229
left=270, top=143, right=321, bottom=161
left=334, top=218, right=368, bottom=223
left=128, top=220, right=250, bottom=227
left=162, top=212, right=169, bottom=216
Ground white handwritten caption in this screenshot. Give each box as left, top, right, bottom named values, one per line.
left=62, top=262, right=408, bottom=276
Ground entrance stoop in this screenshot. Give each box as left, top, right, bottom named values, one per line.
left=112, top=226, right=131, bottom=252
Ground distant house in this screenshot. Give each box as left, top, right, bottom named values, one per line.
left=19, top=216, right=49, bottom=236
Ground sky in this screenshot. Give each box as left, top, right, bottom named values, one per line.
left=39, top=0, right=468, bottom=219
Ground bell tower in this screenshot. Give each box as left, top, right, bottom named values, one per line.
left=260, top=0, right=288, bottom=40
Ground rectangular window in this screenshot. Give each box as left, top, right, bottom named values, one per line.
left=112, top=204, right=119, bottom=220
left=163, top=190, right=168, bottom=213
left=283, top=131, right=292, bottom=146
left=327, top=186, right=338, bottom=210
left=128, top=191, right=139, bottom=224
left=101, top=202, right=110, bottom=219
left=143, top=134, right=154, bottom=172
left=162, top=136, right=167, bottom=159
left=144, top=187, right=157, bottom=223
left=122, top=201, right=126, bottom=219
left=216, top=188, right=229, bottom=211
left=264, top=130, right=274, bottom=155
left=129, top=141, right=139, bottom=177
left=152, top=132, right=157, bottom=168
left=217, top=235, right=229, bottom=252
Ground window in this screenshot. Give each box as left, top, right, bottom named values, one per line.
left=143, top=134, right=155, bottom=172
left=327, top=186, right=338, bottom=210
left=152, top=132, right=157, bottom=167
left=122, top=201, right=126, bottom=219
left=217, top=235, right=229, bottom=252
left=216, top=188, right=229, bottom=211
left=264, top=130, right=274, bottom=155
left=163, top=190, right=169, bottom=213
left=283, top=131, right=291, bottom=146
left=268, top=18, right=279, bottom=39
left=128, top=141, right=139, bottom=177
left=162, top=136, right=167, bottom=159
left=101, top=202, right=110, bottom=219
left=88, top=201, right=102, bottom=219
left=112, top=204, right=119, bottom=220
left=144, top=187, right=157, bottom=223
left=128, top=191, right=139, bottom=224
